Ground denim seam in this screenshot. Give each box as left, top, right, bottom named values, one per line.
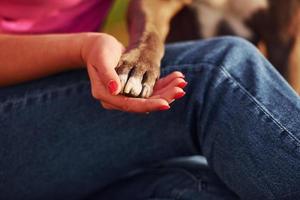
left=161, top=61, right=216, bottom=76
left=0, top=80, right=90, bottom=115
left=218, top=65, right=300, bottom=146
left=161, top=62, right=297, bottom=199
left=161, top=62, right=300, bottom=146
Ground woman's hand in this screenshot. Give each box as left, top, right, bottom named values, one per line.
left=81, top=33, right=187, bottom=113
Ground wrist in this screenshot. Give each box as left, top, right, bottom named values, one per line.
left=80, top=32, right=124, bottom=67
left=56, top=32, right=106, bottom=70
left=79, top=32, right=107, bottom=67
left=66, top=33, right=90, bottom=69
left=52, top=33, right=89, bottom=70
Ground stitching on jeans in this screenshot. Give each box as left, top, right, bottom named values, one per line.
left=0, top=80, right=90, bottom=115
left=161, top=62, right=300, bottom=146
left=160, top=61, right=215, bottom=76
left=162, top=63, right=300, bottom=156
left=161, top=62, right=297, bottom=199
left=218, top=65, right=300, bottom=146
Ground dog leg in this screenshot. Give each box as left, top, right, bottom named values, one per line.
left=117, top=0, right=191, bottom=98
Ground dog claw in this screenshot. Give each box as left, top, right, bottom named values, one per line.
left=140, top=84, right=151, bottom=98
left=119, top=74, right=129, bottom=92
left=117, top=49, right=160, bottom=98
left=123, top=76, right=143, bottom=97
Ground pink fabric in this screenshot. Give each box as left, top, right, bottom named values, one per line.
left=0, top=0, right=113, bottom=34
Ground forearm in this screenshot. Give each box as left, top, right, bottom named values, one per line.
left=0, top=33, right=86, bottom=87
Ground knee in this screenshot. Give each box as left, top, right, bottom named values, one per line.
left=212, top=36, right=255, bottom=50
left=199, top=36, right=261, bottom=64
left=194, top=36, right=268, bottom=79
left=175, top=36, right=263, bottom=68
left=165, top=36, right=270, bottom=81
left=215, top=36, right=262, bottom=60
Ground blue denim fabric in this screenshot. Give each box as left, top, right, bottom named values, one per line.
left=93, top=156, right=239, bottom=200
left=0, top=37, right=299, bottom=200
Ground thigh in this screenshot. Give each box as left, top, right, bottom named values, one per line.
left=162, top=38, right=300, bottom=199
left=3, top=37, right=299, bottom=200
left=0, top=69, right=198, bottom=200
left=90, top=157, right=239, bottom=200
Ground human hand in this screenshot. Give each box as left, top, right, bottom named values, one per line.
left=81, top=33, right=187, bottom=113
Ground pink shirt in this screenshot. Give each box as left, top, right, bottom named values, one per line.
left=0, top=0, right=113, bottom=34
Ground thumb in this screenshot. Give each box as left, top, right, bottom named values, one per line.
left=98, top=41, right=122, bottom=95
left=97, top=62, right=121, bottom=95
left=95, top=36, right=124, bottom=95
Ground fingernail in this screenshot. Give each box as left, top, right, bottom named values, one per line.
left=174, top=91, right=186, bottom=99
left=108, top=80, right=118, bottom=94
left=159, top=105, right=170, bottom=111
left=178, top=82, right=188, bottom=88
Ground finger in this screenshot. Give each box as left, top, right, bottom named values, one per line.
left=153, top=77, right=187, bottom=96
left=90, top=65, right=171, bottom=113
left=101, top=102, right=119, bottom=110
left=154, top=71, right=185, bottom=91
left=102, top=101, right=150, bottom=115
left=151, top=87, right=185, bottom=103
left=102, top=95, right=170, bottom=113
left=89, top=63, right=170, bottom=113
left=95, top=64, right=121, bottom=96
left=87, top=64, right=105, bottom=100
left=96, top=42, right=123, bottom=95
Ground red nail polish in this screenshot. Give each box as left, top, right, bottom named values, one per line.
left=174, top=92, right=186, bottom=99
left=108, top=80, right=118, bottom=94
left=159, top=105, right=170, bottom=111
left=178, top=82, right=188, bottom=88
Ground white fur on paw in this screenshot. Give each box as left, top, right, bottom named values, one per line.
left=124, top=76, right=143, bottom=97
left=119, top=74, right=128, bottom=92
left=141, top=84, right=151, bottom=98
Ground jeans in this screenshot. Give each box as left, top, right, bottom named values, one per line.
left=0, top=37, right=299, bottom=200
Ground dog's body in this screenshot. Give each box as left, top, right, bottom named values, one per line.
left=168, top=0, right=300, bottom=92
left=117, top=0, right=300, bottom=97
left=168, top=0, right=269, bottom=42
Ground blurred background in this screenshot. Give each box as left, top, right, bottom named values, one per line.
left=102, top=0, right=130, bottom=45
left=101, top=0, right=300, bottom=94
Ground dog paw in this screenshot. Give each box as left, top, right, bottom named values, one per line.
left=116, top=48, right=160, bottom=98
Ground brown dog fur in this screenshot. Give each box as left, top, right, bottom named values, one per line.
left=117, top=0, right=300, bottom=97
left=167, top=0, right=300, bottom=93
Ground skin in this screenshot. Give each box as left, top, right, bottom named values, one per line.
left=0, top=32, right=187, bottom=113
left=0, top=0, right=192, bottom=113
left=117, top=0, right=191, bottom=97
